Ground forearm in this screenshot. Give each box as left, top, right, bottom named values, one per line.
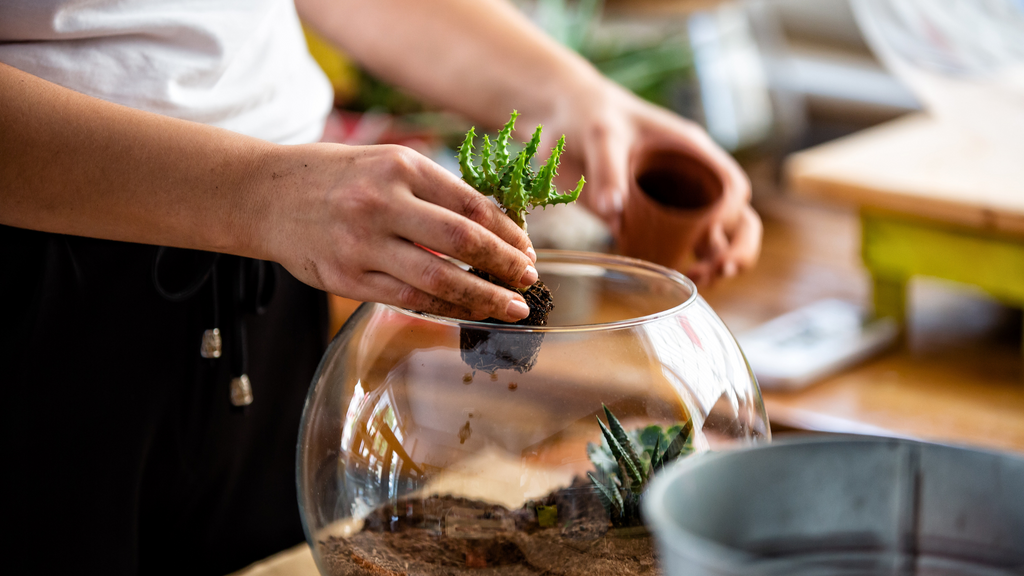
left=0, top=62, right=277, bottom=257
left=296, top=0, right=605, bottom=130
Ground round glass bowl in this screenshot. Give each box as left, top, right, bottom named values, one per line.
left=297, top=250, right=770, bottom=575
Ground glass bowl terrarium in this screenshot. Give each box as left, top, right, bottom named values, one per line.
left=297, top=250, right=769, bottom=575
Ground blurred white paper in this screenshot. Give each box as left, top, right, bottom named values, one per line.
left=737, top=299, right=898, bottom=391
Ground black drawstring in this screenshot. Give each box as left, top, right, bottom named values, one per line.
left=152, top=247, right=276, bottom=407
left=151, top=248, right=218, bottom=302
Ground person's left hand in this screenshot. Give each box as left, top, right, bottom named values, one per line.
left=532, top=79, right=762, bottom=287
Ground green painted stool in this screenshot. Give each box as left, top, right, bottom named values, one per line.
left=786, top=114, right=1024, bottom=355
left=863, top=211, right=1024, bottom=352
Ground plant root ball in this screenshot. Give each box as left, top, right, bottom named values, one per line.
left=460, top=268, right=554, bottom=373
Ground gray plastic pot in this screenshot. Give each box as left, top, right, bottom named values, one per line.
left=643, top=436, right=1024, bottom=575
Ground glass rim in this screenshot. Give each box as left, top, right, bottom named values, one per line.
left=387, top=249, right=699, bottom=333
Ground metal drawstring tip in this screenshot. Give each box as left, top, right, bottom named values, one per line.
left=230, top=374, right=254, bottom=407
left=200, top=328, right=223, bottom=359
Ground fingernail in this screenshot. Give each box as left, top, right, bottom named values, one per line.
left=507, top=299, right=530, bottom=320
left=520, top=265, right=538, bottom=286
left=526, top=246, right=537, bottom=263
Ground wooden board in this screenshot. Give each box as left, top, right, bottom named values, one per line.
left=785, top=113, right=1024, bottom=237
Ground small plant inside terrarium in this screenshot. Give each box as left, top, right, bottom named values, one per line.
left=588, top=405, right=695, bottom=528
left=316, top=404, right=694, bottom=574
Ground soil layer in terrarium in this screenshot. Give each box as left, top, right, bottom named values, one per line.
left=317, top=477, right=656, bottom=576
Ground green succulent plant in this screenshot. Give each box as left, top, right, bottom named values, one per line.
left=458, top=110, right=585, bottom=232
left=587, top=404, right=694, bottom=527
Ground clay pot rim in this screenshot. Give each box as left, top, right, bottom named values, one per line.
left=390, top=249, right=698, bottom=333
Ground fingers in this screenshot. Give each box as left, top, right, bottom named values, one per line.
left=686, top=205, right=762, bottom=286
left=722, top=204, right=763, bottom=272
left=409, top=159, right=536, bottom=263
left=353, top=271, right=478, bottom=320
left=394, top=197, right=538, bottom=290
left=375, top=238, right=531, bottom=323
left=579, top=125, right=632, bottom=234
left=688, top=222, right=730, bottom=286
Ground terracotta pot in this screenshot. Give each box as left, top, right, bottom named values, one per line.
left=619, top=149, right=724, bottom=272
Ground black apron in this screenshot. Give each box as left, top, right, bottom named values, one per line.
left=0, top=225, right=328, bottom=575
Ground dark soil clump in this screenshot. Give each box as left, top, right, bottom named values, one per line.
left=318, top=478, right=657, bottom=575
left=459, top=268, right=554, bottom=374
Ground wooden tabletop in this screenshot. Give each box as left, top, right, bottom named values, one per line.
left=229, top=544, right=317, bottom=576
left=700, top=167, right=1024, bottom=455
left=785, top=113, right=1024, bottom=236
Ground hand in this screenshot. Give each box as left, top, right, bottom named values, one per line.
left=256, top=143, right=538, bottom=322
left=539, top=80, right=762, bottom=287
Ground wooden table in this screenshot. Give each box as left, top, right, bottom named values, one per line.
left=783, top=113, right=1024, bottom=349
left=229, top=545, right=318, bottom=576
left=701, top=139, right=1024, bottom=456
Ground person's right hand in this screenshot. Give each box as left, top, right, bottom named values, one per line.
left=255, top=142, right=538, bottom=322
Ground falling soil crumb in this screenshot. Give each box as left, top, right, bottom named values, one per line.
left=508, top=382, right=518, bottom=390
left=490, top=373, right=499, bottom=381
left=462, top=373, right=473, bottom=384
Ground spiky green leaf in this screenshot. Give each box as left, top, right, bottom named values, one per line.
left=603, top=405, right=645, bottom=480
left=650, top=434, right=663, bottom=472
left=493, top=110, right=519, bottom=167
left=523, top=125, right=543, bottom=163
left=660, top=419, right=694, bottom=465
left=531, top=135, right=564, bottom=203
left=458, top=127, right=482, bottom=190
left=503, top=151, right=530, bottom=229
left=588, top=472, right=622, bottom=518
left=480, top=135, right=497, bottom=190
left=546, top=175, right=585, bottom=206
left=597, top=417, right=643, bottom=488
left=455, top=111, right=582, bottom=230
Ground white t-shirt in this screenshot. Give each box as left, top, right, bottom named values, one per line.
left=0, top=0, right=334, bottom=145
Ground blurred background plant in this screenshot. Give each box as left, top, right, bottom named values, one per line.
left=303, top=0, right=696, bottom=146
left=527, top=0, right=695, bottom=108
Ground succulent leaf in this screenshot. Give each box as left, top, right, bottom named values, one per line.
left=504, top=152, right=530, bottom=229
left=650, top=434, right=663, bottom=473
left=603, top=405, right=645, bottom=478
left=523, top=124, right=543, bottom=163
left=597, top=417, right=643, bottom=488
left=547, top=175, right=585, bottom=206
left=588, top=406, right=697, bottom=527
left=458, top=127, right=482, bottom=190
left=588, top=472, right=622, bottom=518
left=660, top=419, right=695, bottom=464
left=456, top=111, right=582, bottom=231
left=610, top=476, right=626, bottom=514
left=480, top=135, right=497, bottom=189
left=494, top=110, right=519, bottom=167
left=532, top=135, right=564, bottom=203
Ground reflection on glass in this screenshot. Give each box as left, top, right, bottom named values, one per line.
left=298, top=251, right=769, bottom=574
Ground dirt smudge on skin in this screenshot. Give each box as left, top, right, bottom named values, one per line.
left=304, top=258, right=325, bottom=290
